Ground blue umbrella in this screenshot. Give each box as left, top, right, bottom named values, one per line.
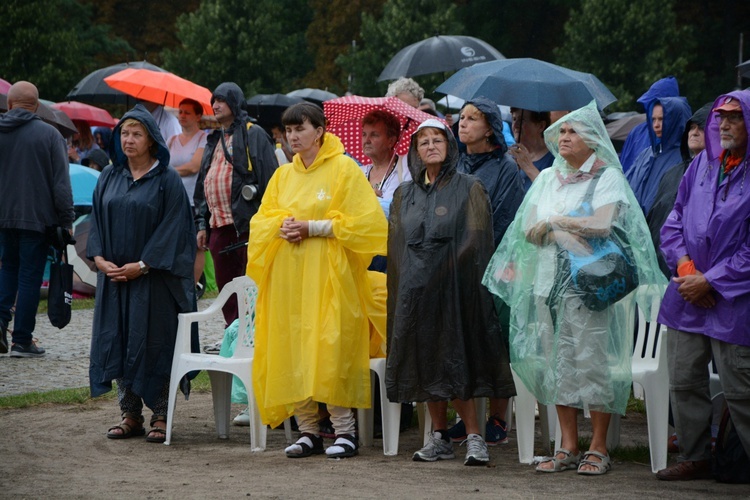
left=436, top=58, right=617, bottom=112
left=69, top=163, right=100, bottom=206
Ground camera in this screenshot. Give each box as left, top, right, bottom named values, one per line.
left=241, top=184, right=259, bottom=201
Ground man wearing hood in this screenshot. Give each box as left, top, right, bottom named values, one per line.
left=621, top=76, right=681, bottom=173
left=656, top=91, right=750, bottom=481
left=0, top=81, right=75, bottom=357
left=646, top=102, right=711, bottom=277
left=626, top=96, right=692, bottom=214
left=194, top=82, right=277, bottom=325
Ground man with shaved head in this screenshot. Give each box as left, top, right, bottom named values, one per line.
left=0, top=81, right=74, bottom=357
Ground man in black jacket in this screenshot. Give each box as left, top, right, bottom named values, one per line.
left=194, top=82, right=277, bottom=325
left=0, top=81, right=75, bottom=357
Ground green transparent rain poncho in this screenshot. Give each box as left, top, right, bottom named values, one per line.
left=483, top=101, right=666, bottom=415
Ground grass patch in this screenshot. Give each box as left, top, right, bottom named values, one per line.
left=0, top=371, right=214, bottom=409
left=34, top=288, right=219, bottom=315
left=627, top=394, right=646, bottom=414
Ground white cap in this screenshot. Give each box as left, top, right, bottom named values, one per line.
left=414, top=118, right=449, bottom=136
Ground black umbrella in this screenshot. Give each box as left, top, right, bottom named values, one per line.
left=377, top=35, right=505, bottom=82
left=286, top=88, right=338, bottom=106
left=65, top=61, right=167, bottom=105
left=0, top=93, right=76, bottom=137
left=245, top=93, right=306, bottom=127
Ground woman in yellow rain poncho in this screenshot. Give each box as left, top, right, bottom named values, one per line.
left=247, top=103, right=387, bottom=459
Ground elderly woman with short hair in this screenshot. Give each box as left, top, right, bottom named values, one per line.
left=88, top=104, right=196, bottom=443
left=484, top=102, right=664, bottom=475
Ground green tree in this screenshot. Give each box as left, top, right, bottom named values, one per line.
left=303, top=0, right=386, bottom=95
left=337, top=0, right=464, bottom=97
left=0, top=0, right=132, bottom=101
left=554, top=0, right=696, bottom=111
left=82, top=0, right=201, bottom=67
left=162, top=0, right=313, bottom=98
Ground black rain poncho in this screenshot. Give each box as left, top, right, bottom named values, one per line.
left=483, top=102, right=665, bottom=415
left=88, top=105, right=196, bottom=408
left=385, top=120, right=516, bottom=403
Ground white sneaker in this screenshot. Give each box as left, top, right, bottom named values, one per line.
left=463, top=433, right=490, bottom=466
left=232, top=407, right=250, bottom=426
left=412, top=431, right=455, bottom=462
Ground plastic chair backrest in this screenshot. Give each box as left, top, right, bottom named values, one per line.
left=632, top=305, right=662, bottom=366
left=218, top=276, right=257, bottom=358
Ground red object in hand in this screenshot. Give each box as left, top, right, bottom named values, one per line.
left=677, top=260, right=696, bottom=277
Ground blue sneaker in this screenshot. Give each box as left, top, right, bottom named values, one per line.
left=447, top=419, right=467, bottom=443
left=485, top=416, right=508, bottom=446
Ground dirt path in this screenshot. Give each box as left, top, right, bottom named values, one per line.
left=0, top=393, right=744, bottom=499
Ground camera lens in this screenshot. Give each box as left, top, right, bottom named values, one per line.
left=241, top=184, right=258, bottom=201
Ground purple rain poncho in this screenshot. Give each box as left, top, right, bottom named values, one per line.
left=483, top=102, right=666, bottom=415
left=658, top=90, right=750, bottom=347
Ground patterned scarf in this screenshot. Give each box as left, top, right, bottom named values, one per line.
left=555, top=158, right=605, bottom=186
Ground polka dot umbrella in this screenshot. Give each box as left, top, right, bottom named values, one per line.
left=323, top=95, right=445, bottom=165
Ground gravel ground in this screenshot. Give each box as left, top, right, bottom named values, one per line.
left=0, top=297, right=225, bottom=396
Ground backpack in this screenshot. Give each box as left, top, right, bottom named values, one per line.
left=713, top=402, right=750, bottom=483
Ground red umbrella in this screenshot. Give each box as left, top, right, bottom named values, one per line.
left=0, top=78, right=11, bottom=94
left=103, top=68, right=213, bottom=116
left=52, top=101, right=116, bottom=127
left=323, top=96, right=443, bottom=164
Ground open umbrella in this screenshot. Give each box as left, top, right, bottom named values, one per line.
left=53, top=101, right=115, bottom=128
left=66, top=61, right=167, bottom=105
left=246, top=93, right=305, bottom=127
left=0, top=78, right=11, bottom=93
left=67, top=214, right=98, bottom=293
left=104, top=68, right=213, bottom=116
left=286, top=88, right=338, bottom=106
left=378, top=35, right=505, bottom=82
left=69, top=163, right=100, bottom=206
left=436, top=58, right=617, bottom=112
left=323, top=95, right=443, bottom=164
left=1, top=94, right=77, bottom=137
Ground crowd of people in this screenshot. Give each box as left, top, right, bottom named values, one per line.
left=1, top=72, right=748, bottom=482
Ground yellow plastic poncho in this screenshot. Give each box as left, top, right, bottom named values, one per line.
left=247, top=132, right=387, bottom=427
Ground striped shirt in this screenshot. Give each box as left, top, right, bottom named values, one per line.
left=204, top=132, right=234, bottom=228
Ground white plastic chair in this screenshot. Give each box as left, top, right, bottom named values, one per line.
left=357, top=357, right=404, bottom=455
left=510, top=367, right=559, bottom=464
left=554, top=305, right=668, bottom=472
left=165, top=276, right=289, bottom=451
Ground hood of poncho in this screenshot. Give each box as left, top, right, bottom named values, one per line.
left=211, top=82, right=248, bottom=128
left=544, top=101, right=621, bottom=171
left=407, top=119, right=460, bottom=188
left=464, top=96, right=508, bottom=154
left=705, top=90, right=750, bottom=165
left=110, top=104, right=170, bottom=167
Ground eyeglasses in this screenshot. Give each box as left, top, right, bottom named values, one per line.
left=417, top=138, right=446, bottom=149
left=715, top=112, right=744, bottom=124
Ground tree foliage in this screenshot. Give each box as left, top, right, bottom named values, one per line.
left=162, top=0, right=313, bottom=98
left=337, top=0, right=464, bottom=97
left=0, top=0, right=132, bottom=101
left=554, top=0, right=695, bottom=111
left=303, top=0, right=386, bottom=95
left=82, top=0, right=201, bottom=66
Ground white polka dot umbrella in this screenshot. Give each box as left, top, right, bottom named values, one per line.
left=323, top=95, right=446, bottom=165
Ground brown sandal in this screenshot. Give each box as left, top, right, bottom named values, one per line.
left=107, top=412, right=145, bottom=439
left=146, top=414, right=167, bottom=443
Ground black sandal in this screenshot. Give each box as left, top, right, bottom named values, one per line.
left=107, top=412, right=145, bottom=439
left=326, top=434, right=358, bottom=458
left=285, top=432, right=324, bottom=458
left=146, top=414, right=167, bottom=443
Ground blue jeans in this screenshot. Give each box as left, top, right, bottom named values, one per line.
left=0, top=228, right=49, bottom=344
